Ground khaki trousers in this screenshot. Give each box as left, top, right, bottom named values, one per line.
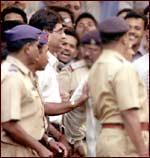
left=1, top=142, right=39, bottom=157
left=96, top=128, right=149, bottom=157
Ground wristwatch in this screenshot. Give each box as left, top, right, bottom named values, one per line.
left=71, top=100, right=76, bottom=107
left=47, top=137, right=55, bottom=144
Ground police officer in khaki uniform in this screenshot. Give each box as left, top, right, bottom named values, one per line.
left=58, top=30, right=102, bottom=156
left=88, top=17, right=149, bottom=157
left=1, top=25, right=53, bottom=157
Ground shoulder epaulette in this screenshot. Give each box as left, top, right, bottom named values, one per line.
left=8, top=64, right=19, bottom=73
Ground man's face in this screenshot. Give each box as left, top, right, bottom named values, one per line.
left=59, top=11, right=73, bottom=29
left=43, top=1, right=62, bottom=7
left=58, top=35, right=77, bottom=64
left=80, top=44, right=101, bottom=68
left=144, top=27, right=149, bottom=52
left=4, top=12, right=24, bottom=22
left=26, top=41, right=40, bottom=65
left=64, top=1, right=81, bottom=20
left=146, top=11, right=149, bottom=24
left=36, top=44, right=49, bottom=70
left=5, top=1, right=27, bottom=10
left=125, top=18, right=145, bottom=47
left=76, top=18, right=97, bottom=39
left=48, top=23, right=65, bottom=51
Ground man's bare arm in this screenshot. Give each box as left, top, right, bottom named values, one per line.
left=2, top=121, right=53, bottom=157
left=121, top=109, right=148, bottom=157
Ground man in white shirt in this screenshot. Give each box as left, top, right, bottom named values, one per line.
left=133, top=53, right=149, bottom=96
left=29, top=9, right=90, bottom=156
left=124, top=11, right=148, bottom=61
left=133, top=24, right=149, bottom=96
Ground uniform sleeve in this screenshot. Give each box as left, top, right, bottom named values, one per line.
left=114, top=64, right=140, bottom=111
left=58, top=69, right=72, bottom=93
left=1, top=74, right=22, bottom=122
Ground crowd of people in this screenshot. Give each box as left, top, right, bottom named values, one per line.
left=1, top=1, right=149, bottom=157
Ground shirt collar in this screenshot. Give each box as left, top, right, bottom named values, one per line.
left=102, top=49, right=126, bottom=61
left=6, top=55, right=30, bottom=75
left=138, top=46, right=147, bottom=56
left=47, top=51, right=59, bottom=67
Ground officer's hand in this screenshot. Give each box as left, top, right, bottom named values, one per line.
left=60, top=91, right=70, bottom=102
left=49, top=140, right=68, bottom=157
left=78, top=82, right=89, bottom=103
left=59, top=135, right=72, bottom=156
left=38, top=146, right=53, bottom=157
left=74, top=140, right=87, bottom=157
left=82, top=82, right=89, bottom=97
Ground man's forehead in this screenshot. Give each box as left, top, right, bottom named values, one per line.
left=54, top=23, right=63, bottom=30
left=126, top=18, right=144, bottom=23
left=83, top=44, right=99, bottom=48
left=68, top=1, right=81, bottom=6
left=62, top=35, right=77, bottom=43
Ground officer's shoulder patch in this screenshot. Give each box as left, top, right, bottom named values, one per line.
left=70, top=60, right=87, bottom=71
left=8, top=64, right=19, bottom=73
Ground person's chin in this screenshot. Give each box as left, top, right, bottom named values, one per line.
left=86, top=62, right=92, bottom=68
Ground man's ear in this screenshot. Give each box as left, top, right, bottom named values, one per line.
left=23, top=43, right=31, bottom=55
left=35, top=55, right=40, bottom=63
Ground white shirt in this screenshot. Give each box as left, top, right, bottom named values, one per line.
left=133, top=53, right=149, bottom=96
left=36, top=51, right=62, bottom=123
left=36, top=51, right=61, bottom=103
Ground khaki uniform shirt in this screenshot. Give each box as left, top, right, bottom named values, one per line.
left=1, top=56, right=46, bottom=145
left=88, top=49, right=149, bottom=124
left=58, top=60, right=89, bottom=144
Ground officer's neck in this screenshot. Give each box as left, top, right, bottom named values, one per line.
left=103, top=42, right=125, bottom=57
left=10, top=52, right=35, bottom=73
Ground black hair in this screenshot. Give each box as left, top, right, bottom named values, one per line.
left=47, top=6, right=75, bottom=24
left=75, top=12, right=98, bottom=30
left=29, top=8, right=63, bottom=32
left=64, top=29, right=80, bottom=47
left=1, top=20, right=23, bottom=42
left=100, top=32, right=126, bottom=45
left=117, top=8, right=133, bottom=17
left=6, top=39, right=36, bottom=53
left=144, top=5, right=149, bottom=15
left=124, top=11, right=148, bottom=30
left=1, top=6, right=27, bottom=23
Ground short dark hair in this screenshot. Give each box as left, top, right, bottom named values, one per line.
left=124, top=11, right=148, bottom=30
left=100, top=32, right=126, bottom=45
left=29, top=8, right=63, bottom=32
left=47, top=6, right=75, bottom=24
left=6, top=39, right=36, bottom=53
left=117, top=8, right=133, bottom=17
left=1, top=20, right=23, bottom=42
left=1, top=6, right=27, bottom=23
left=64, top=29, right=80, bottom=47
left=144, top=5, right=149, bottom=15
left=75, top=12, right=97, bottom=30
